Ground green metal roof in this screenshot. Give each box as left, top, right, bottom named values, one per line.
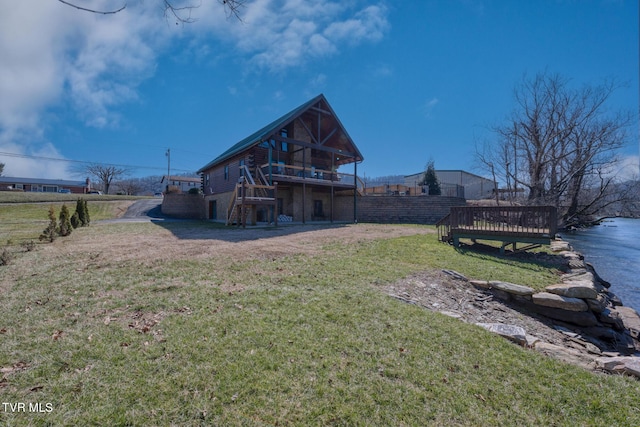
left=197, top=94, right=362, bottom=173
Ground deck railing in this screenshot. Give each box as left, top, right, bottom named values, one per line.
left=259, top=162, right=356, bottom=186
left=439, top=205, right=558, bottom=243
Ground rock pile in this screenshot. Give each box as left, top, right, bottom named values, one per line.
left=468, top=239, right=640, bottom=378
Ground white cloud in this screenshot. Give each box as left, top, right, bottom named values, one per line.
left=614, top=154, right=639, bottom=182
left=0, top=141, right=69, bottom=179
left=204, top=0, right=390, bottom=72
left=0, top=1, right=172, bottom=177
left=0, top=0, right=390, bottom=177
left=423, top=97, right=440, bottom=118
left=324, top=5, right=389, bottom=45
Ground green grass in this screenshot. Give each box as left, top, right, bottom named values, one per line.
left=0, top=192, right=148, bottom=203
left=0, top=200, right=135, bottom=246
left=0, top=218, right=639, bottom=425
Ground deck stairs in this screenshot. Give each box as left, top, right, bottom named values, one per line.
left=226, top=165, right=277, bottom=226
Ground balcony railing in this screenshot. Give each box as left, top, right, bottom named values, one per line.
left=259, top=162, right=357, bottom=187
left=438, top=205, right=558, bottom=253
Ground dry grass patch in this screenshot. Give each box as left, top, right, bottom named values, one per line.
left=1, top=219, right=639, bottom=425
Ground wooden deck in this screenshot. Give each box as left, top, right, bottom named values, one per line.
left=437, top=206, right=558, bottom=253
left=227, top=178, right=278, bottom=227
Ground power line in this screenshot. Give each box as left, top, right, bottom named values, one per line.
left=0, top=151, right=194, bottom=173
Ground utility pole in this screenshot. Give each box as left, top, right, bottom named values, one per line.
left=165, top=148, right=171, bottom=192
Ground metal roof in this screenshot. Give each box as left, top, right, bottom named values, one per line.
left=197, top=94, right=362, bottom=173
left=0, top=176, right=87, bottom=187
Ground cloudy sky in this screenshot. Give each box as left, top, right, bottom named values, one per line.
left=0, top=0, right=638, bottom=180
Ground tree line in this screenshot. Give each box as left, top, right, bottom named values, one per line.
left=477, top=72, right=636, bottom=228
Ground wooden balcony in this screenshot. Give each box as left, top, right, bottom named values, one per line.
left=227, top=178, right=278, bottom=227
left=259, top=163, right=358, bottom=189
left=437, top=205, right=558, bottom=254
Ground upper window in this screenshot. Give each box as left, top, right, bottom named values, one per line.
left=224, top=165, right=229, bottom=180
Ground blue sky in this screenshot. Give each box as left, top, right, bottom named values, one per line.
left=0, top=0, right=638, bottom=181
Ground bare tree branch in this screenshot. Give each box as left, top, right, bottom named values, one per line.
left=57, top=0, right=246, bottom=22
left=57, top=0, right=126, bottom=15
left=477, top=72, right=632, bottom=228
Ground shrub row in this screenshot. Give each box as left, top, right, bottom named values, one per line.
left=39, top=198, right=91, bottom=243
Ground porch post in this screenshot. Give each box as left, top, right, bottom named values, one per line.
left=353, top=161, right=358, bottom=223
left=302, top=182, right=306, bottom=224
left=274, top=182, right=278, bottom=227
left=302, top=146, right=306, bottom=224
left=268, top=141, right=273, bottom=185
left=330, top=154, right=334, bottom=222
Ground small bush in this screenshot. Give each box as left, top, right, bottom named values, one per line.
left=74, top=198, right=90, bottom=227
left=70, top=211, right=80, bottom=229
left=39, top=206, right=58, bottom=243
left=21, top=240, right=36, bottom=252
left=59, top=204, right=73, bottom=237
left=0, top=248, right=13, bottom=266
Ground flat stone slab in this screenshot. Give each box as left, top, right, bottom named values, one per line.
left=469, top=280, right=490, bottom=290
left=534, top=342, right=596, bottom=369
left=545, top=282, right=599, bottom=299
left=476, top=323, right=527, bottom=345
left=532, top=292, right=589, bottom=312
left=596, top=356, right=640, bottom=379
left=612, top=306, right=640, bottom=338
left=585, top=295, right=607, bottom=313
left=489, top=281, right=535, bottom=296
left=529, top=304, right=599, bottom=326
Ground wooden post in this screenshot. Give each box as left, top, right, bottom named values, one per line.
left=330, top=185, right=334, bottom=223
left=268, top=141, right=273, bottom=185
left=241, top=178, right=246, bottom=228
left=274, top=183, right=278, bottom=227
left=353, top=161, right=358, bottom=223
left=302, top=182, right=306, bottom=224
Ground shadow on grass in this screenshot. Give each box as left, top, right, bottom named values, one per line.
left=454, top=241, right=568, bottom=274
left=150, top=219, right=351, bottom=242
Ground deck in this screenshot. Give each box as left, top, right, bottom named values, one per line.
left=437, top=205, right=558, bottom=253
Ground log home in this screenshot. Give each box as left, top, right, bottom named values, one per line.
left=197, top=94, right=364, bottom=225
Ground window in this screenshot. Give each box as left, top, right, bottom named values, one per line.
left=280, top=128, right=289, bottom=152
left=313, top=200, right=323, bottom=218
left=43, top=186, right=58, bottom=193
left=239, top=159, right=245, bottom=177
left=14, top=184, right=23, bottom=190
left=224, top=165, right=229, bottom=180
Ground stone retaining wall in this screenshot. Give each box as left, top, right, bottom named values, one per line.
left=161, top=194, right=206, bottom=219
left=356, top=195, right=465, bottom=224
left=470, top=239, right=640, bottom=378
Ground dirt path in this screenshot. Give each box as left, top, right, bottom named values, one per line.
left=67, top=222, right=435, bottom=264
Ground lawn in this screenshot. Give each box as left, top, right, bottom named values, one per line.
left=0, top=206, right=639, bottom=426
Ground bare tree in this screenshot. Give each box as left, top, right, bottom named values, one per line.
left=0, top=162, right=4, bottom=176
left=83, top=164, right=129, bottom=195
left=116, top=178, right=144, bottom=195
left=57, top=0, right=246, bottom=23
left=478, top=72, right=632, bottom=228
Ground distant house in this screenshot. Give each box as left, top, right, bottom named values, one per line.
left=197, top=94, right=363, bottom=224
left=404, top=170, right=494, bottom=200
left=0, top=176, right=91, bottom=194
left=161, top=175, right=202, bottom=193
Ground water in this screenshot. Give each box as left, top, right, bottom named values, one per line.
left=561, top=218, right=640, bottom=313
